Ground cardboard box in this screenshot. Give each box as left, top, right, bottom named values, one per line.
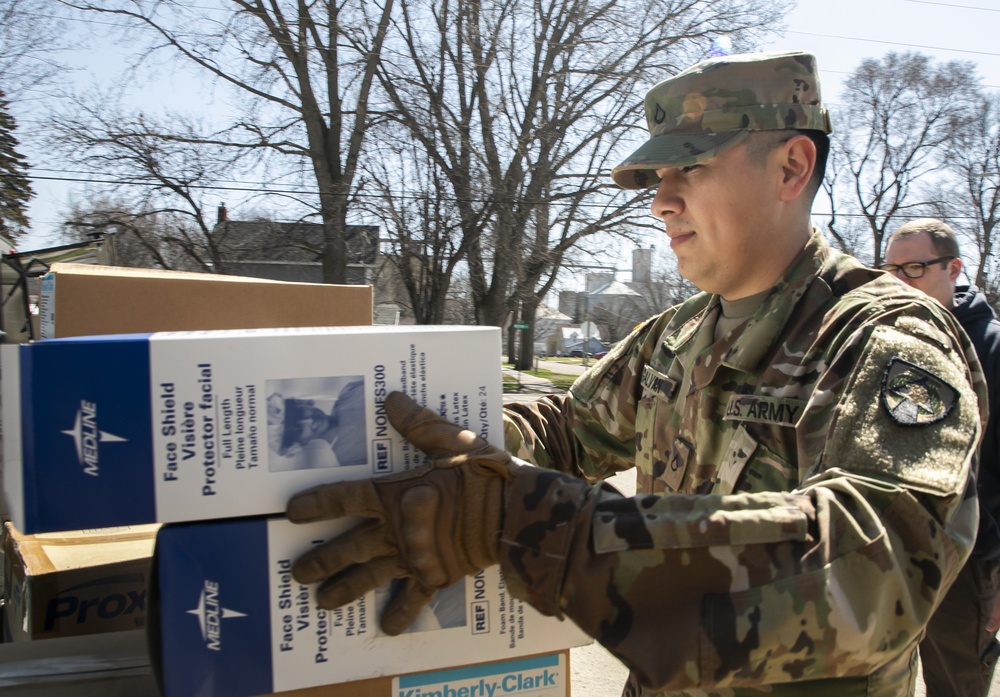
left=3, top=522, right=159, bottom=641
left=153, top=517, right=587, bottom=697
left=3, top=325, right=503, bottom=533
left=37, top=263, right=373, bottom=339
left=0, top=628, right=569, bottom=697
left=0, top=629, right=157, bottom=695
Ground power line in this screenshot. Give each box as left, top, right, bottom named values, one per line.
left=904, top=0, right=1000, bottom=12
left=787, top=30, right=1000, bottom=59
left=25, top=172, right=631, bottom=209
left=18, top=6, right=1000, bottom=65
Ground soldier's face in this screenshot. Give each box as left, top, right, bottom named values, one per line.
left=883, top=232, right=960, bottom=308
left=651, top=140, right=792, bottom=300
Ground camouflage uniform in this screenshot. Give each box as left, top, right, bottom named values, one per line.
left=500, top=231, right=985, bottom=696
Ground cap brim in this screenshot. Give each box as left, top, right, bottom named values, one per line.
left=611, top=130, right=750, bottom=190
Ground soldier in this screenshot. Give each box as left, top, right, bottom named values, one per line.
left=883, top=218, right=1000, bottom=696
left=287, top=52, right=985, bottom=696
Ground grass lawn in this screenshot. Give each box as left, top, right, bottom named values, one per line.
left=502, top=364, right=579, bottom=391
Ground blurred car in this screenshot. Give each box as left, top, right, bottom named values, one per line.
left=570, top=349, right=607, bottom=359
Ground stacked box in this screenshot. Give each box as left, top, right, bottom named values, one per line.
left=3, top=325, right=503, bottom=533
left=153, top=516, right=587, bottom=697
left=2, top=316, right=594, bottom=692
left=38, top=262, right=373, bottom=338
left=0, top=628, right=569, bottom=697
left=2, top=523, right=159, bottom=641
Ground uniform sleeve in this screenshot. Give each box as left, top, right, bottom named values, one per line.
left=497, top=307, right=983, bottom=693
left=502, top=314, right=668, bottom=482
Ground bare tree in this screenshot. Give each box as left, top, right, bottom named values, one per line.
left=360, top=133, right=467, bottom=324
left=53, top=104, right=245, bottom=271
left=0, top=0, right=73, bottom=99
left=368, top=0, right=785, bottom=366
left=63, top=196, right=205, bottom=270
left=63, top=0, right=395, bottom=283
left=938, top=90, right=1000, bottom=301
left=831, top=52, right=980, bottom=265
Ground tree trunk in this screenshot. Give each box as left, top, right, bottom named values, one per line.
left=515, top=297, right=539, bottom=370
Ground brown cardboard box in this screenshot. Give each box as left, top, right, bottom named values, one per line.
left=3, top=522, right=160, bottom=641
left=38, top=263, right=373, bottom=339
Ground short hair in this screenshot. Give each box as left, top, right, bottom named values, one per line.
left=744, top=129, right=830, bottom=200
left=888, top=218, right=960, bottom=259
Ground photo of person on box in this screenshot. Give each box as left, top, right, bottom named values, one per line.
left=374, top=579, right=467, bottom=635
left=267, top=378, right=367, bottom=471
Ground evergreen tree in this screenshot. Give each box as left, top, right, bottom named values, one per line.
left=0, top=88, right=32, bottom=238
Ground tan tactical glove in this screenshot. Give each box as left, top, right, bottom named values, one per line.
left=287, top=391, right=517, bottom=635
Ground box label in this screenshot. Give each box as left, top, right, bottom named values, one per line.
left=39, top=273, right=54, bottom=340
left=159, top=519, right=273, bottom=697
left=394, top=653, right=567, bottom=697
left=24, top=337, right=155, bottom=531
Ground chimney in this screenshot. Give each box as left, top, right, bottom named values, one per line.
left=217, top=203, right=228, bottom=224
left=585, top=272, right=613, bottom=293
left=632, top=248, right=652, bottom=285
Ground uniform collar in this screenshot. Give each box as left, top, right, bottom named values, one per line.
left=661, top=230, right=831, bottom=374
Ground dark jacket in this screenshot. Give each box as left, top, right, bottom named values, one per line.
left=953, top=285, right=1000, bottom=559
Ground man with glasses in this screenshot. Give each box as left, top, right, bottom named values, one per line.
left=884, top=218, right=1000, bottom=696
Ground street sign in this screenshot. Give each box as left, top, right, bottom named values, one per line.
left=513, top=322, right=529, bottom=330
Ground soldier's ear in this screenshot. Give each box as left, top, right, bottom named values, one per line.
left=777, top=135, right=816, bottom=203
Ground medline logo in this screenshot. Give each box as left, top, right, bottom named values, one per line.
left=187, top=579, right=247, bottom=651
left=61, top=400, right=127, bottom=476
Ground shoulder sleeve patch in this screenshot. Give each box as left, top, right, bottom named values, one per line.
left=881, top=357, right=958, bottom=426
left=825, top=324, right=979, bottom=497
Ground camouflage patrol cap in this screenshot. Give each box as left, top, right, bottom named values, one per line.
left=612, top=51, right=833, bottom=190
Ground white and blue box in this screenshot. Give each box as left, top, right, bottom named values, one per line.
left=2, top=325, right=503, bottom=533
left=391, top=654, right=570, bottom=697
left=152, top=515, right=589, bottom=697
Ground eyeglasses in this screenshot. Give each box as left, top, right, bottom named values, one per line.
left=878, top=256, right=956, bottom=279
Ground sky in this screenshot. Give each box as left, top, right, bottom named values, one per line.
left=13, top=0, right=1000, bottom=264
left=762, top=0, right=1000, bottom=99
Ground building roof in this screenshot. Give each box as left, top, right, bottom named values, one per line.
left=588, top=279, right=641, bottom=299
left=536, top=303, right=572, bottom=322
left=213, top=219, right=378, bottom=265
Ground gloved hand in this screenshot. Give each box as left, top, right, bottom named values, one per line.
left=287, top=391, right=517, bottom=635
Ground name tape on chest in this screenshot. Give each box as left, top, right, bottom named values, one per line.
left=724, top=395, right=807, bottom=427
left=641, top=365, right=678, bottom=400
